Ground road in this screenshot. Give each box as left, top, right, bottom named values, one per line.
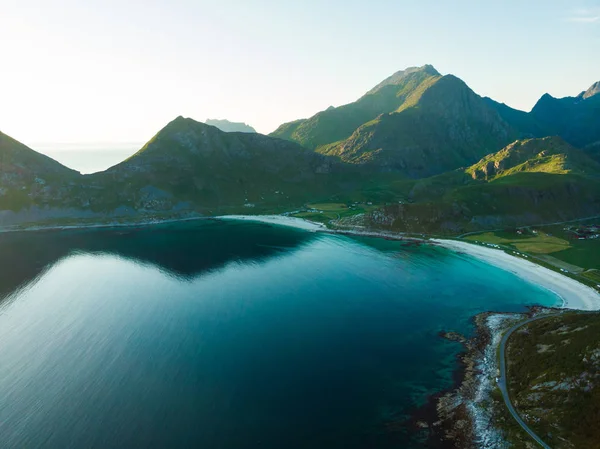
left=497, top=314, right=559, bottom=449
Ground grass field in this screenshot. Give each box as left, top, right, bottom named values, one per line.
left=582, top=269, right=600, bottom=284
left=506, top=313, right=600, bottom=449
left=291, top=201, right=380, bottom=225
left=463, top=226, right=600, bottom=289
left=464, top=231, right=571, bottom=254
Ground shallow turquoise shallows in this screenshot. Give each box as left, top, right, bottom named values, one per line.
left=0, top=220, right=559, bottom=448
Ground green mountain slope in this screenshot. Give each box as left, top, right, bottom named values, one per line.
left=2, top=72, right=600, bottom=232
left=86, top=116, right=352, bottom=214
left=466, top=137, right=600, bottom=180
left=0, top=131, right=80, bottom=211
left=370, top=137, right=600, bottom=233
left=319, top=75, right=516, bottom=177
left=270, top=65, right=441, bottom=149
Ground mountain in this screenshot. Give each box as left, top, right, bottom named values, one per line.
left=481, top=81, right=600, bottom=160
left=84, top=116, right=348, bottom=214
left=529, top=86, right=600, bottom=149
left=483, top=97, right=550, bottom=138
left=317, top=74, right=517, bottom=177
left=0, top=130, right=80, bottom=212
left=204, top=119, right=256, bottom=133
left=270, top=65, right=442, bottom=150
left=466, top=136, right=600, bottom=180
left=370, top=137, right=600, bottom=233
left=271, top=66, right=521, bottom=177
left=2, top=72, right=600, bottom=232
left=582, top=81, right=600, bottom=99
left=0, top=118, right=362, bottom=224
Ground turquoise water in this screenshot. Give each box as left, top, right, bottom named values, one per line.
left=0, top=220, right=560, bottom=448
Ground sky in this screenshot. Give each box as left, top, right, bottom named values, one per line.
left=1, top=0, right=599, bottom=147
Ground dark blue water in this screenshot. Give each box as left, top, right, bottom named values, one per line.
left=0, top=220, right=559, bottom=448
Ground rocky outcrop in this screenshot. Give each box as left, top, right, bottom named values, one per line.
left=582, top=81, right=600, bottom=99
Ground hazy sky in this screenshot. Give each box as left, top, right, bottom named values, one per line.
left=1, top=0, right=599, bottom=146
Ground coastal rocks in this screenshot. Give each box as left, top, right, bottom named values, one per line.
left=435, top=312, right=525, bottom=448
left=369, top=209, right=395, bottom=226
left=439, top=331, right=467, bottom=344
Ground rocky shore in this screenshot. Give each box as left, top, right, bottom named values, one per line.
left=429, top=307, right=559, bottom=448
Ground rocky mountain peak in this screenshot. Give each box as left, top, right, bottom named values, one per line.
left=583, top=81, right=600, bottom=99
left=366, top=64, right=440, bottom=95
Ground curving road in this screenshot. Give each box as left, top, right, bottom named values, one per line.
left=497, top=315, right=559, bottom=449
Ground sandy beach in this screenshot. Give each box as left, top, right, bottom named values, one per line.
left=215, top=215, right=327, bottom=231
left=216, top=215, right=600, bottom=311
left=433, top=239, right=600, bottom=311
left=4, top=212, right=599, bottom=312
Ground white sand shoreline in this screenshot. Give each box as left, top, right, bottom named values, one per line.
left=432, top=239, right=600, bottom=311
left=218, top=215, right=600, bottom=311
left=3, top=213, right=600, bottom=312
left=214, top=215, right=327, bottom=231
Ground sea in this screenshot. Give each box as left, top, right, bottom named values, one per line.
left=0, top=220, right=560, bottom=448
left=35, top=143, right=141, bottom=174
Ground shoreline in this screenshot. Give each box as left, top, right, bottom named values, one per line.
left=0, top=215, right=208, bottom=234
left=435, top=307, right=567, bottom=448
left=214, top=214, right=327, bottom=232
left=2, top=213, right=598, bottom=446
left=216, top=215, right=600, bottom=312
left=435, top=310, right=522, bottom=448
left=3, top=213, right=598, bottom=312
left=432, top=239, right=600, bottom=312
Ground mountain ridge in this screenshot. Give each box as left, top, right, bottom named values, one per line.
left=205, top=119, right=256, bottom=133
left=2, top=67, right=600, bottom=232
left=372, top=136, right=600, bottom=233
left=581, top=81, right=600, bottom=99
left=270, top=65, right=442, bottom=150
left=317, top=74, right=517, bottom=177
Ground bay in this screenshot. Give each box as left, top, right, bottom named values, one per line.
left=0, top=220, right=560, bottom=448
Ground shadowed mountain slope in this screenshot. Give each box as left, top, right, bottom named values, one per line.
left=530, top=86, right=600, bottom=149
left=0, top=131, right=80, bottom=211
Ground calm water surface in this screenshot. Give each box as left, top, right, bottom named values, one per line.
left=40, top=147, right=139, bottom=173
left=0, top=220, right=560, bottom=448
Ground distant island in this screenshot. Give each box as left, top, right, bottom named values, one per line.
left=204, top=119, right=256, bottom=133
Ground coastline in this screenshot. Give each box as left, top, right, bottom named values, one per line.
left=215, top=216, right=600, bottom=447
left=432, top=239, right=600, bottom=312
left=435, top=310, right=525, bottom=448
left=0, top=215, right=207, bottom=234
left=214, top=214, right=327, bottom=232
left=217, top=215, right=600, bottom=312
left=4, top=213, right=598, bottom=312
left=2, top=212, right=599, bottom=446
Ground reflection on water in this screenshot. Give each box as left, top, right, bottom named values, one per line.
left=0, top=220, right=314, bottom=300
left=0, top=221, right=560, bottom=448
